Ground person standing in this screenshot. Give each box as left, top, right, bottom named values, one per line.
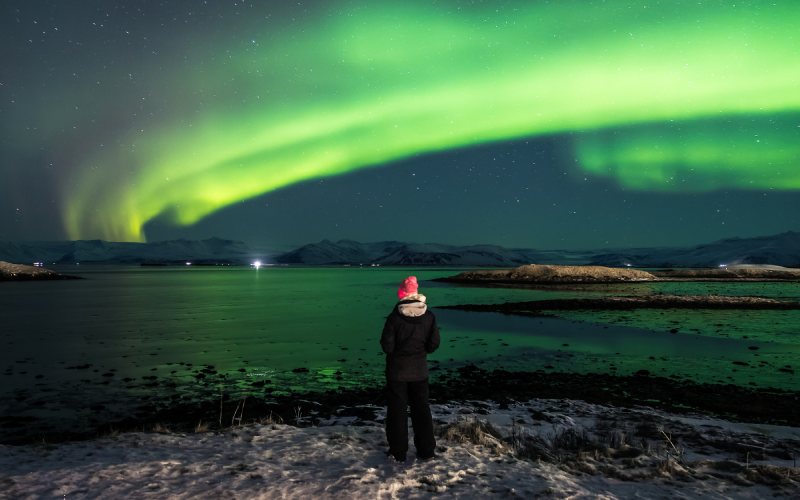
left=380, top=276, right=440, bottom=462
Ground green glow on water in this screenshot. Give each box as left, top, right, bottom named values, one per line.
left=1, top=267, right=797, bottom=392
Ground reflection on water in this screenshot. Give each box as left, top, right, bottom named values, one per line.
left=0, top=266, right=797, bottom=440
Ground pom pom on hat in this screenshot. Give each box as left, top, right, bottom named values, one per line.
left=397, top=276, right=418, bottom=299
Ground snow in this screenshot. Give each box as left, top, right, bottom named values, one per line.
left=2, top=399, right=798, bottom=499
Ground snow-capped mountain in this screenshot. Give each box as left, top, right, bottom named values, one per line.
left=1, top=232, right=797, bottom=267
left=0, top=238, right=257, bottom=265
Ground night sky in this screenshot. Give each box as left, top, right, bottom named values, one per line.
left=2, top=0, right=798, bottom=251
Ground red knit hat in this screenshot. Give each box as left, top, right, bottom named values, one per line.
left=397, top=276, right=418, bottom=299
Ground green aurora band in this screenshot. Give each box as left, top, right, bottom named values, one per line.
left=64, top=0, right=800, bottom=241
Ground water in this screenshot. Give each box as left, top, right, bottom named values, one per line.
left=1, top=266, right=798, bottom=441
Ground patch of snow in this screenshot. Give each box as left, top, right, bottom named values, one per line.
left=2, top=399, right=798, bottom=498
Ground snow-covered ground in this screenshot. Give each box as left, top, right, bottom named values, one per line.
left=2, top=399, right=798, bottom=499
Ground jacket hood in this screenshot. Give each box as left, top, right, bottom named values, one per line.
left=397, top=293, right=427, bottom=317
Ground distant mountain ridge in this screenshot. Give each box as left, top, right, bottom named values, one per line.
left=0, top=238, right=255, bottom=265
left=588, top=231, right=800, bottom=268
left=275, top=239, right=592, bottom=266
left=0, top=232, right=798, bottom=267
left=275, top=232, right=800, bottom=267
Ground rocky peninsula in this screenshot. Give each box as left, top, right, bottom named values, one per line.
left=436, top=263, right=800, bottom=314
left=0, top=261, right=79, bottom=281
left=441, top=264, right=657, bottom=284
left=438, top=263, right=800, bottom=285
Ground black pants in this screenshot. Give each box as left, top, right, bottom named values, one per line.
left=385, top=379, right=435, bottom=459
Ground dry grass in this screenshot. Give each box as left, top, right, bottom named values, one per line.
left=152, top=423, right=171, bottom=434
left=440, top=417, right=799, bottom=493
left=455, top=264, right=656, bottom=283
left=440, top=417, right=508, bottom=454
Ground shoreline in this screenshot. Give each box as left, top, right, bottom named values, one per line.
left=4, top=397, right=799, bottom=498
left=4, top=367, right=797, bottom=446
left=436, top=276, right=800, bottom=286
left=0, top=261, right=81, bottom=281
left=434, top=263, right=800, bottom=285
left=437, top=295, right=800, bottom=312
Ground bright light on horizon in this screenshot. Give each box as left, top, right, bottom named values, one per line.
left=252, top=260, right=262, bottom=270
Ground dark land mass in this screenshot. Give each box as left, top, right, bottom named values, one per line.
left=652, top=265, right=800, bottom=281
left=3, top=231, right=800, bottom=267
left=437, top=264, right=800, bottom=286
left=0, top=238, right=256, bottom=266
left=0, top=261, right=80, bottom=282
left=438, top=294, right=800, bottom=314
left=276, top=232, right=800, bottom=267
left=2, top=367, right=797, bottom=446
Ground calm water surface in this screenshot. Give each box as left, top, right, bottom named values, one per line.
left=1, top=266, right=798, bottom=440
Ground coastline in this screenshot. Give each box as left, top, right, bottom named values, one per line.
left=3, top=367, right=797, bottom=446
left=435, top=263, right=800, bottom=286
left=437, top=295, right=800, bottom=313
left=3, top=391, right=799, bottom=498
left=0, top=261, right=80, bottom=281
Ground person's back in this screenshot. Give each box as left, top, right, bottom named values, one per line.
left=380, top=276, right=440, bottom=462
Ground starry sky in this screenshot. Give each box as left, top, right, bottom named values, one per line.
left=1, top=0, right=798, bottom=251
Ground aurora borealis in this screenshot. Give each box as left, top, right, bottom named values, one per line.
left=1, top=1, right=799, bottom=248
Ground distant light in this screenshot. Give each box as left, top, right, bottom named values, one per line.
left=624, top=263, right=632, bottom=267
left=185, top=261, right=192, bottom=266
left=252, top=260, right=262, bottom=270
left=719, top=263, right=727, bottom=268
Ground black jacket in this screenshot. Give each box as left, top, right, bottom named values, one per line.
left=380, top=297, right=440, bottom=382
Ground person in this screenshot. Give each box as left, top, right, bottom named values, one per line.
left=380, top=275, right=440, bottom=462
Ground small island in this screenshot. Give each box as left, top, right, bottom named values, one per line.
left=436, top=263, right=800, bottom=314
left=438, top=263, right=800, bottom=285
left=440, top=264, right=657, bottom=284
left=0, top=261, right=80, bottom=282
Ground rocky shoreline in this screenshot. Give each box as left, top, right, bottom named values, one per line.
left=0, top=261, right=80, bottom=281
left=4, top=396, right=799, bottom=498
left=438, top=294, right=800, bottom=314
left=4, top=367, right=797, bottom=446
left=437, top=263, right=800, bottom=285
left=440, top=264, right=658, bottom=284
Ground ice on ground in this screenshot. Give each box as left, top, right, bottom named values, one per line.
left=2, top=399, right=798, bottom=499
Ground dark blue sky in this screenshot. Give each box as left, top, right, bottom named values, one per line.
left=2, top=1, right=798, bottom=251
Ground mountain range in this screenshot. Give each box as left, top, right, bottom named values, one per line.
left=275, top=232, right=800, bottom=267
left=0, top=238, right=255, bottom=265
left=0, top=232, right=798, bottom=268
